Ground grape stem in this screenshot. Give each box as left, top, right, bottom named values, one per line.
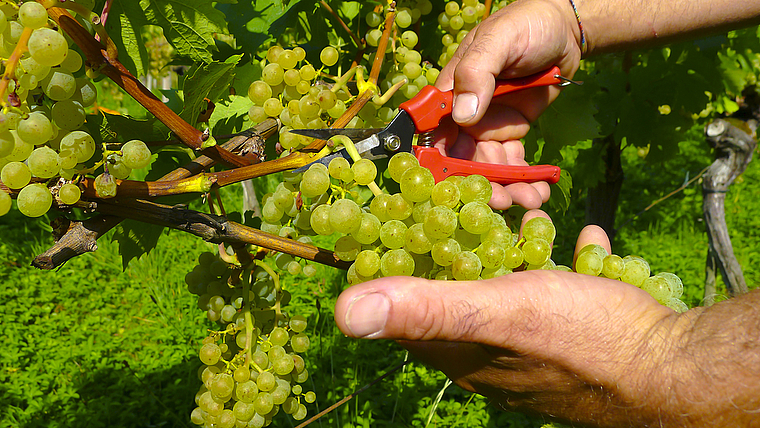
left=372, top=77, right=407, bottom=105
left=0, top=26, right=32, bottom=110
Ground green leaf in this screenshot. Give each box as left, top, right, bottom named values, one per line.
left=536, top=79, right=602, bottom=163
left=180, top=55, right=242, bottom=128
left=209, top=94, right=255, bottom=136
left=547, top=169, right=572, bottom=213
left=216, top=0, right=308, bottom=55
left=112, top=219, right=165, bottom=270
left=105, top=0, right=150, bottom=76
left=140, top=0, right=228, bottom=63
left=94, top=113, right=172, bottom=143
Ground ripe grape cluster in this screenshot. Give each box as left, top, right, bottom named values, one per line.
left=0, top=2, right=152, bottom=218
left=186, top=252, right=315, bottom=427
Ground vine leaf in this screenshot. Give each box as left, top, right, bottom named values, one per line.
left=216, top=0, right=308, bottom=54
left=112, top=219, right=165, bottom=270
left=107, top=0, right=228, bottom=76
left=180, top=54, right=243, bottom=128
left=536, top=77, right=602, bottom=163
left=141, top=0, right=228, bottom=63
left=547, top=169, right=573, bottom=213
left=209, top=95, right=255, bottom=136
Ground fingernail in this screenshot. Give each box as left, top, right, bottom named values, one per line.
left=452, top=92, right=478, bottom=123
left=344, top=293, right=390, bottom=338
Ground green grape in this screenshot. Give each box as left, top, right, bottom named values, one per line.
left=431, top=238, right=461, bottom=266
left=248, top=80, right=272, bottom=105
left=352, top=159, right=377, bottom=185
left=289, top=314, right=308, bottom=333
left=20, top=56, right=50, bottom=79
left=287, top=260, right=302, bottom=275
left=291, top=333, right=310, bottom=352
left=412, top=199, right=432, bottom=223
left=277, top=49, right=298, bottom=69
left=351, top=212, right=381, bottom=245
left=256, top=371, right=276, bottom=392
left=1, top=161, right=32, bottom=189
left=41, top=68, right=76, bottom=100
left=199, top=343, right=221, bottom=365
left=334, top=235, right=361, bottom=261
left=51, top=99, right=86, bottom=130
left=665, top=297, right=689, bottom=313
left=602, top=254, right=625, bottom=279
left=121, top=140, right=152, bottom=169
left=253, top=392, right=274, bottom=415
left=575, top=250, right=603, bottom=276
left=73, top=78, right=97, bottom=107
left=273, top=355, right=295, bottom=375
left=423, top=205, right=457, bottom=239
left=309, top=204, right=333, bottom=235
left=18, top=2, right=47, bottom=36
left=59, top=49, right=83, bottom=73
left=320, top=46, right=339, bottom=66
left=328, top=157, right=350, bottom=179
left=283, top=68, right=301, bottom=86
left=401, top=30, right=419, bottom=48
left=317, top=89, right=337, bottom=110
left=620, top=259, right=650, bottom=287
left=210, top=373, right=235, bottom=397
left=329, top=199, right=362, bottom=233
left=454, top=226, right=481, bottom=251
left=388, top=152, right=419, bottom=183
left=233, top=400, right=256, bottom=421
left=640, top=276, right=672, bottom=304
left=430, top=180, right=460, bottom=208
left=60, top=131, right=96, bottom=163
left=450, top=15, right=464, bottom=30
left=0, top=130, right=13, bottom=157
left=477, top=240, right=506, bottom=269
left=656, top=272, right=684, bottom=298
left=27, top=146, right=60, bottom=179
left=266, top=45, right=283, bottom=63
left=262, top=62, right=284, bottom=86
left=386, top=193, right=413, bottom=220
left=366, top=11, right=382, bottom=27
left=17, top=111, right=53, bottom=145
left=458, top=201, right=492, bottom=234
left=263, top=97, right=283, bottom=116
left=94, top=172, right=118, bottom=198
left=300, top=166, right=330, bottom=198
left=579, top=243, right=609, bottom=259
left=503, top=246, right=524, bottom=269
left=0, top=190, right=11, bottom=216
left=369, top=193, right=392, bottom=222
left=459, top=174, right=492, bottom=204
left=355, top=250, right=381, bottom=277
left=28, top=28, right=68, bottom=66
left=5, top=131, right=32, bottom=162
left=299, top=64, right=317, bottom=81
left=396, top=8, right=413, bottom=27
left=303, top=264, right=317, bottom=277
left=522, top=238, right=551, bottom=266
left=445, top=1, right=460, bottom=15
left=262, top=200, right=283, bottom=223
left=299, top=94, right=321, bottom=119
left=452, top=251, right=481, bottom=281
left=481, top=224, right=513, bottom=246
left=105, top=155, right=130, bottom=179
left=380, top=249, right=415, bottom=276
left=405, top=223, right=434, bottom=254
left=400, top=166, right=434, bottom=202
left=380, top=219, right=408, bottom=249
left=327, top=99, right=347, bottom=118
left=522, top=217, right=556, bottom=243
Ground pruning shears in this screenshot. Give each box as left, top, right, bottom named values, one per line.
left=290, top=66, right=577, bottom=184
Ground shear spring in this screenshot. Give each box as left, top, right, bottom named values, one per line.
left=418, top=131, right=435, bottom=147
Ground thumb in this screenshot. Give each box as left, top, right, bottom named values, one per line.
left=334, top=273, right=557, bottom=346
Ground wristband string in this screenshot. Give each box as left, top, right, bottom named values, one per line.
left=568, top=0, right=587, bottom=55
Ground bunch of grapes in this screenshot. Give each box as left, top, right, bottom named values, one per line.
left=0, top=1, right=152, bottom=218
left=185, top=252, right=315, bottom=427
left=437, top=0, right=511, bottom=67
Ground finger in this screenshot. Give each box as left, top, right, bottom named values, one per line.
left=461, top=104, right=531, bottom=142
left=505, top=182, right=544, bottom=209
left=447, top=131, right=477, bottom=160
left=573, top=225, right=612, bottom=264
left=488, top=183, right=513, bottom=210
left=432, top=117, right=459, bottom=156
left=502, top=140, right=526, bottom=163
left=518, top=209, right=550, bottom=240
left=334, top=274, right=547, bottom=346
left=471, top=140, right=507, bottom=164
left=532, top=181, right=552, bottom=203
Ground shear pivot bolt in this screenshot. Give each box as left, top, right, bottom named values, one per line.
left=383, top=135, right=401, bottom=152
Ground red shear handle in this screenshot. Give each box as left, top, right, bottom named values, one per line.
left=399, top=66, right=563, bottom=133
left=413, top=146, right=561, bottom=184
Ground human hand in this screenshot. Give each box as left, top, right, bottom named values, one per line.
left=334, top=225, right=682, bottom=427
left=432, top=0, right=583, bottom=210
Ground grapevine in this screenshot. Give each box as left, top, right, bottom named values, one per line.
left=0, top=1, right=695, bottom=427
